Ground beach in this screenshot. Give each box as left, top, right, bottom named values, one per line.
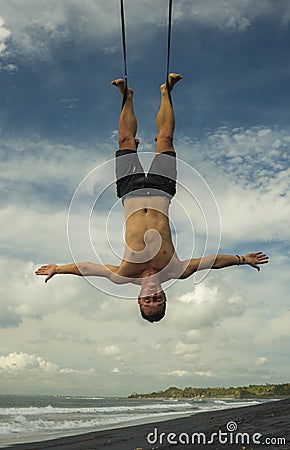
left=8, top=398, right=289, bottom=450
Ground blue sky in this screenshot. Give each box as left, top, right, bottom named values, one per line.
left=0, top=0, right=289, bottom=396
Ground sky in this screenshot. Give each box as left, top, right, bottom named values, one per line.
left=0, top=0, right=289, bottom=396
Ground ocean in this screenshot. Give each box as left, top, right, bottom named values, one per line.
left=0, top=394, right=269, bottom=448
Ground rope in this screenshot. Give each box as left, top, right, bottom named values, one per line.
left=120, top=0, right=128, bottom=109
left=166, top=0, right=173, bottom=106
left=119, top=0, right=173, bottom=108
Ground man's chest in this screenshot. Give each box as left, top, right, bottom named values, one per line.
left=118, top=248, right=183, bottom=282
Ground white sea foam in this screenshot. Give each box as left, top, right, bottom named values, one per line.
left=213, top=399, right=261, bottom=407
left=0, top=401, right=193, bottom=416
left=0, top=395, right=270, bottom=445
left=0, top=410, right=197, bottom=436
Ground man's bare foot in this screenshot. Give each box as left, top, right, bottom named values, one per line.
left=161, top=73, right=182, bottom=92
left=111, top=78, right=133, bottom=97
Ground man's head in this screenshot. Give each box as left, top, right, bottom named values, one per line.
left=138, top=290, right=167, bottom=322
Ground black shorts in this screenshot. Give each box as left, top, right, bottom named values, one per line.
left=115, top=150, right=176, bottom=200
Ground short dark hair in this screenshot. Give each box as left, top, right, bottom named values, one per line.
left=139, top=302, right=166, bottom=323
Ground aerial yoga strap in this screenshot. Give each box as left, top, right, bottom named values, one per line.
left=119, top=0, right=173, bottom=108
left=166, top=0, right=173, bottom=106
left=120, top=0, right=128, bottom=109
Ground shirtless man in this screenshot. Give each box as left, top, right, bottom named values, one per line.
left=35, top=74, right=269, bottom=322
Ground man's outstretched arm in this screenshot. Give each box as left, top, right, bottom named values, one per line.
left=35, top=262, right=119, bottom=283
left=180, top=252, right=269, bottom=279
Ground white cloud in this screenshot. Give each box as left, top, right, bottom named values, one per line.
left=0, top=255, right=88, bottom=327
left=0, top=0, right=289, bottom=67
left=0, top=352, right=58, bottom=374
left=179, top=126, right=290, bottom=244
left=175, top=0, right=290, bottom=30
left=0, top=16, right=16, bottom=72
left=0, top=265, right=288, bottom=394
left=168, top=370, right=190, bottom=377
left=252, top=310, right=290, bottom=347
left=168, top=280, right=245, bottom=330
left=0, top=352, right=96, bottom=381
left=193, top=370, right=214, bottom=378
left=173, top=342, right=199, bottom=357
left=0, top=15, right=11, bottom=55
left=99, top=345, right=120, bottom=357
left=0, top=1, right=120, bottom=65
left=256, top=357, right=267, bottom=366
left=184, top=329, right=203, bottom=344
left=0, top=137, right=106, bottom=200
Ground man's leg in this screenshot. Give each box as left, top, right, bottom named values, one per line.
left=155, top=73, right=182, bottom=154
left=112, top=79, right=138, bottom=151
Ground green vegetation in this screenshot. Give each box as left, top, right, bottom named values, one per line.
left=129, top=383, right=290, bottom=399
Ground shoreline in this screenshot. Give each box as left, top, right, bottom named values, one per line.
left=0, top=411, right=194, bottom=449
left=5, top=397, right=289, bottom=450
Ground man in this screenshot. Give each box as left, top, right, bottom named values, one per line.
left=35, top=74, right=269, bottom=322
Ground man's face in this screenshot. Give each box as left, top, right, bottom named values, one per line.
left=138, top=291, right=166, bottom=316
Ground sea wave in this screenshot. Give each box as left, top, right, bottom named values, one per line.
left=0, top=409, right=197, bottom=436
left=0, top=402, right=194, bottom=416
left=0, top=396, right=270, bottom=443
left=213, top=399, right=261, bottom=406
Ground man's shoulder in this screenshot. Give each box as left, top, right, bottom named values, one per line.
left=168, top=258, right=200, bottom=279
left=161, top=257, right=190, bottom=280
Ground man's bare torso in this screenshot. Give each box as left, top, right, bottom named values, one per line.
left=115, top=195, right=184, bottom=281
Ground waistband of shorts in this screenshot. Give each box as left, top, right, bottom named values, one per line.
left=116, top=150, right=176, bottom=157
left=116, top=149, right=136, bottom=157
left=122, top=189, right=172, bottom=204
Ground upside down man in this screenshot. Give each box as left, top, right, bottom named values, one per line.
left=36, top=74, right=269, bottom=322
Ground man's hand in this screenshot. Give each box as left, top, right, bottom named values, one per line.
left=35, top=264, right=57, bottom=283
left=244, top=252, right=269, bottom=271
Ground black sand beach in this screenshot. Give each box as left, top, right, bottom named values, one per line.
left=8, top=398, right=290, bottom=450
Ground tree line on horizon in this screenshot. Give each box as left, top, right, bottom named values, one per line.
left=129, top=383, right=290, bottom=399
